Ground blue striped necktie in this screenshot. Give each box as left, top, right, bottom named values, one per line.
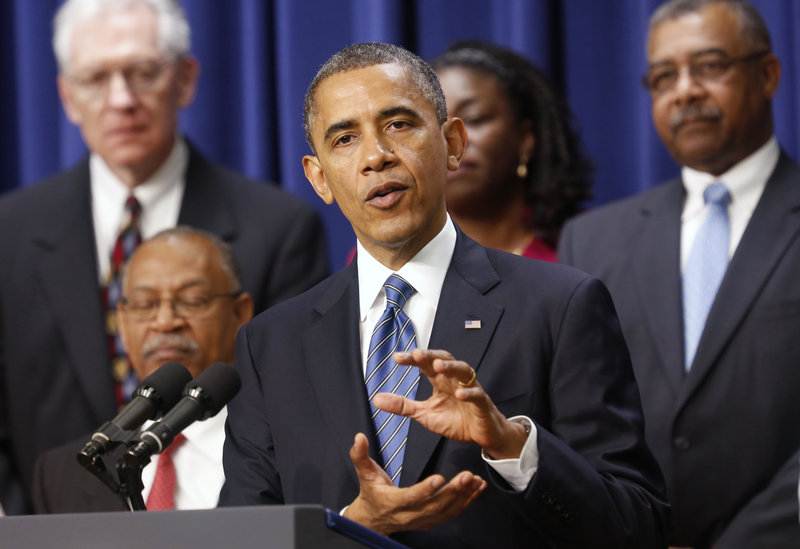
left=365, top=274, right=420, bottom=485
left=683, top=181, right=731, bottom=370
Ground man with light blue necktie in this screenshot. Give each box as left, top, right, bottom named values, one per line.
left=559, top=1, right=800, bottom=548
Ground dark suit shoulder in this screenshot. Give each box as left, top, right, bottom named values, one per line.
left=0, top=160, right=89, bottom=221
left=185, top=148, right=317, bottom=218
left=568, top=177, right=682, bottom=230
left=246, top=263, right=353, bottom=326
left=33, top=435, right=127, bottom=514
left=182, top=147, right=329, bottom=311
left=462, top=236, right=599, bottom=297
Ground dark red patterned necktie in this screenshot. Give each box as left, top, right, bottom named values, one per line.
left=146, top=433, right=187, bottom=511
left=103, top=195, right=142, bottom=406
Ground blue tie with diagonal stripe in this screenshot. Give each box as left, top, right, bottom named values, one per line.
left=365, top=274, right=420, bottom=485
left=683, top=182, right=731, bottom=370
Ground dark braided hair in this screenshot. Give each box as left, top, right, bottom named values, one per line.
left=432, top=41, right=593, bottom=247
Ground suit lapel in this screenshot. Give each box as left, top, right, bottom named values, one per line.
left=302, top=265, right=378, bottom=487
left=682, top=154, right=800, bottom=401
left=32, top=164, right=115, bottom=419
left=630, top=181, right=686, bottom=393
left=401, top=232, right=503, bottom=486
left=177, top=146, right=237, bottom=242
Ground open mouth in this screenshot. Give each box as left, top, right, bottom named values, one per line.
left=366, top=182, right=408, bottom=208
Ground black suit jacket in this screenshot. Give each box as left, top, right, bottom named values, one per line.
left=32, top=437, right=129, bottom=514
left=0, top=146, right=329, bottom=514
left=559, top=152, right=800, bottom=548
left=219, top=231, right=669, bottom=549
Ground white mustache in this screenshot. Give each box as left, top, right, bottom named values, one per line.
left=669, top=105, right=722, bottom=131
left=142, top=334, right=200, bottom=356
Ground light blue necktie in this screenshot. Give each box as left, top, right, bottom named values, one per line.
left=683, top=182, right=731, bottom=370
left=365, top=274, right=420, bottom=485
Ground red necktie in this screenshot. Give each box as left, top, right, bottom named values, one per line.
left=146, top=434, right=186, bottom=511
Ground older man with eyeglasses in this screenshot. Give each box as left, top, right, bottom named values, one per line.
left=0, top=0, right=328, bottom=515
left=32, top=226, right=252, bottom=513
left=560, top=0, right=800, bottom=548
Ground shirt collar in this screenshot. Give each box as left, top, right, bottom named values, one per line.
left=681, top=136, right=779, bottom=204
left=90, top=135, right=188, bottom=212
left=357, top=215, right=457, bottom=322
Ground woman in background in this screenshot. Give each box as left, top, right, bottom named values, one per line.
left=433, top=41, right=593, bottom=260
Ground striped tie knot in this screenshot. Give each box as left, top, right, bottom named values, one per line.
left=364, top=273, right=419, bottom=485
left=384, top=274, right=413, bottom=311
left=125, top=194, right=142, bottom=218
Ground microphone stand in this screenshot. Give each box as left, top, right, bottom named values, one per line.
left=77, top=431, right=148, bottom=510
left=117, top=452, right=148, bottom=511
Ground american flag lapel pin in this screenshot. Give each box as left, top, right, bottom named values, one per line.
left=464, top=319, right=481, bottom=330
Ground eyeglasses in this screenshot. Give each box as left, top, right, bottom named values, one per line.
left=66, top=59, right=174, bottom=98
left=641, top=50, right=770, bottom=95
left=120, top=291, right=242, bottom=321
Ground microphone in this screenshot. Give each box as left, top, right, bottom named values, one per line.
left=126, top=362, right=241, bottom=462
left=78, top=361, right=192, bottom=465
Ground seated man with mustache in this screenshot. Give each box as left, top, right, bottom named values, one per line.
left=32, top=226, right=253, bottom=512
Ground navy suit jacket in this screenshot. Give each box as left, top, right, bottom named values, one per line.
left=220, top=230, right=669, bottom=549
left=0, top=146, right=329, bottom=514
left=559, top=152, right=800, bottom=548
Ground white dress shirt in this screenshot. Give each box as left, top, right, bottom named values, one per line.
left=91, top=137, right=187, bottom=283
left=140, top=407, right=227, bottom=510
left=356, top=215, right=537, bottom=492
left=681, top=136, right=778, bottom=272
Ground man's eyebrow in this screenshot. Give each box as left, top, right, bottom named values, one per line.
left=128, top=280, right=208, bottom=293
left=322, top=106, right=423, bottom=143
left=648, top=47, right=729, bottom=68
left=380, top=106, right=422, bottom=121
left=324, top=119, right=355, bottom=143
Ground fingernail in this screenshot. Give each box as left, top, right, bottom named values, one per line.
left=431, top=476, right=444, bottom=489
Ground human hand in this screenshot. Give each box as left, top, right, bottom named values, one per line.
left=375, top=348, right=528, bottom=460
left=343, top=433, right=486, bottom=535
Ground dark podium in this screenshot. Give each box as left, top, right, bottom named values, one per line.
left=0, top=505, right=408, bottom=548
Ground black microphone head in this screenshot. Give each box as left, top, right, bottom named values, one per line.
left=133, top=361, right=193, bottom=415
left=183, top=362, right=241, bottom=418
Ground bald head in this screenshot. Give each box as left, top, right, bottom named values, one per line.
left=117, top=227, right=253, bottom=379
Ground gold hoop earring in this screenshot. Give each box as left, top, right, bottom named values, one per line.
left=516, top=155, right=529, bottom=179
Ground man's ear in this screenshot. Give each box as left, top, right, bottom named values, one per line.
left=176, top=55, right=200, bottom=108
left=443, top=117, right=467, bottom=170
left=57, top=75, right=82, bottom=125
left=116, top=304, right=129, bottom=351
left=302, top=155, right=335, bottom=205
left=759, top=52, right=781, bottom=100
left=233, top=292, right=254, bottom=328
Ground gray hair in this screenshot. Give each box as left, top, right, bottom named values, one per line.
left=648, top=0, right=772, bottom=52
left=123, top=226, right=243, bottom=293
left=302, top=42, right=448, bottom=154
left=53, top=0, right=191, bottom=73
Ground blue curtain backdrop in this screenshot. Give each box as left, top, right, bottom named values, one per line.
left=2, top=0, right=799, bottom=269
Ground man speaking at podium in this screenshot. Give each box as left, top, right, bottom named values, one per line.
left=220, top=43, right=669, bottom=548
left=33, top=227, right=253, bottom=512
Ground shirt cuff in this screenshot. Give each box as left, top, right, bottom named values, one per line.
left=481, top=416, right=538, bottom=492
